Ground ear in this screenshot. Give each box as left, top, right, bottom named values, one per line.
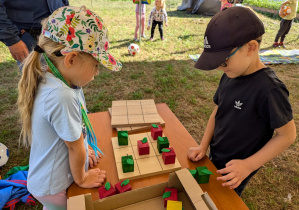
left=64, top=52, right=79, bottom=69
left=246, top=40, right=259, bottom=56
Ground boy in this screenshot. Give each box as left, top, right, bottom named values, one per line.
left=273, top=0, right=298, bottom=48
left=188, top=7, right=296, bottom=196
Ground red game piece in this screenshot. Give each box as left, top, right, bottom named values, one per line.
left=162, top=147, right=176, bottom=165
left=151, top=124, right=163, bottom=140
left=99, top=182, right=116, bottom=199
left=115, top=179, right=132, bottom=194
left=137, top=139, right=150, bottom=155
left=163, top=188, right=178, bottom=207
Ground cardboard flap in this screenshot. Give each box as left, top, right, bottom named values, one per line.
left=67, top=193, right=94, bottom=210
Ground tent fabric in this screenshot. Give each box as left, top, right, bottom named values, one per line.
left=178, top=0, right=221, bottom=15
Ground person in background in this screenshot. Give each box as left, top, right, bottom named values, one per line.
left=188, top=7, right=296, bottom=196
left=273, top=0, right=298, bottom=48
left=134, top=3, right=147, bottom=41
left=147, top=0, right=168, bottom=41
left=0, top=0, right=69, bottom=70
left=220, top=0, right=233, bottom=11
left=18, top=6, right=122, bottom=209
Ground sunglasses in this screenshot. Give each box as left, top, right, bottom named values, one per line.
left=220, top=39, right=261, bottom=67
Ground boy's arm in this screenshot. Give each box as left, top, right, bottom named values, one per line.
left=64, top=134, right=106, bottom=188
left=217, top=119, right=296, bottom=189
left=188, top=105, right=217, bottom=161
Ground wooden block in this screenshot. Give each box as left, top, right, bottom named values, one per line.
left=129, top=133, right=150, bottom=146
left=114, top=147, right=134, bottom=163
left=133, top=142, right=156, bottom=159
left=151, top=124, right=163, bottom=140
left=111, top=137, right=132, bottom=149
left=162, top=147, right=176, bottom=165
left=122, top=155, right=134, bottom=173
left=112, top=100, right=127, bottom=107
left=99, top=183, right=116, bottom=199
left=128, top=115, right=144, bottom=124
left=115, top=180, right=132, bottom=194
left=166, top=200, right=182, bottom=210
left=144, top=114, right=161, bottom=124
left=136, top=156, right=162, bottom=175
left=157, top=136, right=170, bottom=153
left=137, top=140, right=150, bottom=156
left=196, top=166, right=213, bottom=184
left=118, top=131, right=128, bottom=145
left=164, top=188, right=178, bottom=207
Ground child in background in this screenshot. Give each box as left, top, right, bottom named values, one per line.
left=134, top=4, right=147, bottom=41
left=220, top=0, right=233, bottom=11
left=17, top=5, right=122, bottom=209
left=147, top=0, right=168, bottom=41
left=273, top=0, right=298, bottom=48
left=188, top=7, right=296, bottom=196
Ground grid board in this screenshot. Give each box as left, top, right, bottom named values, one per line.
left=112, top=132, right=181, bottom=181
left=108, top=108, right=165, bottom=134
left=111, top=100, right=161, bottom=128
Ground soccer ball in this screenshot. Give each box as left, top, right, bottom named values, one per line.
left=128, top=43, right=140, bottom=56
left=280, top=6, right=291, bottom=18
left=0, top=143, right=9, bottom=167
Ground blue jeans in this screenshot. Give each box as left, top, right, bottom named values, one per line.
left=17, top=31, right=37, bottom=72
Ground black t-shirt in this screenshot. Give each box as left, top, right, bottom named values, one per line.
left=211, top=67, right=293, bottom=170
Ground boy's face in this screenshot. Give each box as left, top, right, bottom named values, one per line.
left=216, top=41, right=261, bottom=78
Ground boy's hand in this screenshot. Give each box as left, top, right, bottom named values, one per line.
left=147, top=26, right=150, bottom=30
left=88, top=149, right=101, bottom=168
left=216, top=159, right=253, bottom=189
left=79, top=168, right=106, bottom=188
left=188, top=146, right=207, bottom=162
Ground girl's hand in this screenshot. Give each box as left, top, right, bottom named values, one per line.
left=216, top=159, right=253, bottom=189
left=147, top=26, right=150, bottom=30
left=79, top=168, right=106, bottom=188
left=88, top=149, right=101, bottom=168
left=188, top=145, right=207, bottom=162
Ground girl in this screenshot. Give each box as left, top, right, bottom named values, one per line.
left=220, top=0, right=233, bottom=11
left=17, top=5, right=122, bottom=210
left=134, top=4, right=147, bottom=41
left=147, top=0, right=168, bottom=41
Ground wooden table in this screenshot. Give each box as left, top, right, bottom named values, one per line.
left=67, top=103, right=248, bottom=210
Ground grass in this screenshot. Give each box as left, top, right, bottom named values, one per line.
left=0, top=0, right=298, bottom=209
left=244, top=0, right=299, bottom=13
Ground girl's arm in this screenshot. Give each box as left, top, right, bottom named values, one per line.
left=148, top=8, right=154, bottom=26
left=64, top=134, right=106, bottom=188
left=163, top=9, right=168, bottom=24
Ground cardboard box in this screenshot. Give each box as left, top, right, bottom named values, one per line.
left=67, top=168, right=218, bottom=210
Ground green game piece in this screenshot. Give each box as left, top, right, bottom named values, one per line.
left=121, top=155, right=134, bottom=173
left=189, top=169, right=197, bottom=178
left=196, top=166, right=212, bottom=184
left=104, top=182, right=111, bottom=190
left=152, top=124, right=158, bottom=128
left=118, top=131, right=128, bottom=146
left=121, top=179, right=130, bottom=186
left=201, top=169, right=213, bottom=175
left=141, top=137, right=148, bottom=144
left=157, top=137, right=169, bottom=153
left=162, top=191, right=171, bottom=198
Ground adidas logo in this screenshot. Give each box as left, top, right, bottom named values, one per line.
left=234, top=100, right=243, bottom=110
left=204, top=36, right=211, bottom=48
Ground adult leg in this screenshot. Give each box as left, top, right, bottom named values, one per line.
left=33, top=190, right=67, bottom=210
left=157, top=21, right=164, bottom=39
left=151, top=20, right=158, bottom=39
left=135, top=12, right=140, bottom=39
left=141, top=13, right=146, bottom=36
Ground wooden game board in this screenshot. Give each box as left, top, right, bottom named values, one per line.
left=108, top=108, right=165, bottom=134
left=110, top=100, right=161, bottom=128
left=111, top=132, right=181, bottom=181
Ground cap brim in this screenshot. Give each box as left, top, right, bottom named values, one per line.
left=194, top=49, right=232, bottom=70
left=95, top=52, right=122, bottom=72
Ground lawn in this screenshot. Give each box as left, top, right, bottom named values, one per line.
left=0, top=0, right=298, bottom=209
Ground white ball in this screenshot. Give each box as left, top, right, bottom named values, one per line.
left=0, top=143, right=9, bottom=167
left=128, top=43, right=140, bottom=56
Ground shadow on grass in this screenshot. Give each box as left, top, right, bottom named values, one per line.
left=260, top=37, right=299, bottom=51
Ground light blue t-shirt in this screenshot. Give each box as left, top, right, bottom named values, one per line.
left=27, top=72, right=89, bottom=197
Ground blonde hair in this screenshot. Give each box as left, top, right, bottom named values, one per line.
left=17, top=18, right=65, bottom=147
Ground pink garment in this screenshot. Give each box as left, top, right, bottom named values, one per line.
left=33, top=190, right=67, bottom=210
left=135, top=13, right=146, bottom=38
left=220, top=0, right=233, bottom=10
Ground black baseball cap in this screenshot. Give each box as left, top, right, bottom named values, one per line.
left=195, top=7, right=265, bottom=70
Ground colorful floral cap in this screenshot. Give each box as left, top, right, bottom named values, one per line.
left=42, top=5, right=122, bottom=71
